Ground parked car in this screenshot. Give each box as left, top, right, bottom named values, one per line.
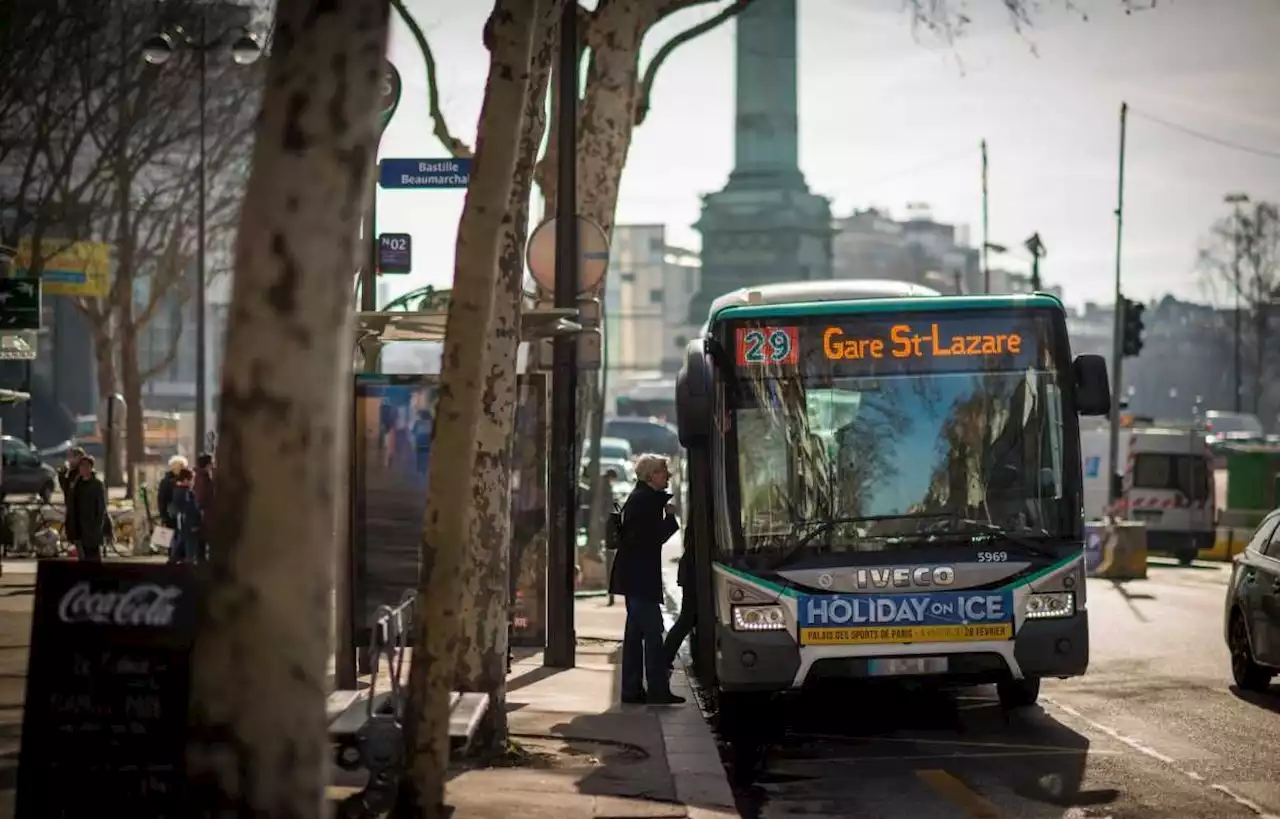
left=604, top=416, right=681, bottom=459
left=581, top=436, right=633, bottom=470
left=1, top=435, right=58, bottom=503
left=1224, top=507, right=1280, bottom=692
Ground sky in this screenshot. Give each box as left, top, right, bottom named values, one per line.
left=374, top=0, right=1280, bottom=310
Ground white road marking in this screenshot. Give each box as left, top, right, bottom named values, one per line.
left=1045, top=696, right=1280, bottom=819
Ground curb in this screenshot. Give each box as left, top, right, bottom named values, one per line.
left=658, top=556, right=740, bottom=817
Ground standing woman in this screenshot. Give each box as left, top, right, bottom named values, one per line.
left=608, top=454, right=685, bottom=706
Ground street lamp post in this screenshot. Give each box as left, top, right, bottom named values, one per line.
left=143, top=20, right=261, bottom=454
left=1223, top=192, right=1249, bottom=414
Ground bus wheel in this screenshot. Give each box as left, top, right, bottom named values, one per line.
left=1177, top=546, right=1197, bottom=566
left=997, top=676, right=1041, bottom=709
left=716, top=691, right=771, bottom=780
left=714, top=690, right=755, bottom=736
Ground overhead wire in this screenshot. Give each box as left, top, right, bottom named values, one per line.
left=852, top=146, right=979, bottom=188
left=1128, top=108, right=1280, bottom=161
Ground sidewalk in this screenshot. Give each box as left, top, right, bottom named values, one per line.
left=0, top=548, right=738, bottom=819
left=447, top=591, right=738, bottom=818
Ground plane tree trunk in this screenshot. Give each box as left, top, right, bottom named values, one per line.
left=451, top=7, right=557, bottom=756
left=183, top=0, right=391, bottom=815
left=395, top=2, right=541, bottom=815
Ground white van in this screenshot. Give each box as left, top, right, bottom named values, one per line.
left=1081, top=419, right=1215, bottom=565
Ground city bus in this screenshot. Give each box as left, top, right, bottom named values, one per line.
left=675, top=280, right=1111, bottom=727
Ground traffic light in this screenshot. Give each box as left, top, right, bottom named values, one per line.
left=1121, top=297, right=1145, bottom=358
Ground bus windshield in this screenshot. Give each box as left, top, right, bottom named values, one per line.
left=720, top=308, right=1073, bottom=556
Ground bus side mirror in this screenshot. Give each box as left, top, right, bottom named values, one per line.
left=676, top=338, right=714, bottom=447
left=1072, top=354, right=1111, bottom=417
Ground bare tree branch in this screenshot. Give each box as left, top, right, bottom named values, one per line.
left=390, top=0, right=473, bottom=158
left=635, top=0, right=753, bottom=127
left=141, top=302, right=186, bottom=382
left=1196, top=199, right=1280, bottom=413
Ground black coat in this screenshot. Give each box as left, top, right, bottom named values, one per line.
left=157, top=472, right=177, bottom=527
left=72, top=473, right=108, bottom=547
left=677, top=547, right=693, bottom=589
left=57, top=467, right=79, bottom=540
left=608, top=482, right=679, bottom=602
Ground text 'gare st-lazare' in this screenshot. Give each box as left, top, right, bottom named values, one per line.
left=823, top=323, right=1024, bottom=361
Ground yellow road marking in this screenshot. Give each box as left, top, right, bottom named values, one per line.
left=917, top=769, right=1005, bottom=818
left=865, top=735, right=1095, bottom=751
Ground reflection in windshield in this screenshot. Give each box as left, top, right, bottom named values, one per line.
left=732, top=370, right=1066, bottom=553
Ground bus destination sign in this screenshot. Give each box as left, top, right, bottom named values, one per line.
left=822, top=322, right=1022, bottom=362
left=732, top=313, right=1044, bottom=375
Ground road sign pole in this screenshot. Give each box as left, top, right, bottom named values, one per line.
left=545, top=0, right=579, bottom=670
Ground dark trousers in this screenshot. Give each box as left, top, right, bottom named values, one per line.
left=662, top=596, right=695, bottom=668
left=78, top=539, right=103, bottom=562
left=170, top=534, right=197, bottom=563
left=621, top=596, right=668, bottom=699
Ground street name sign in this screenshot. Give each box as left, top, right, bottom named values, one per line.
left=379, top=158, right=472, bottom=190
left=378, top=232, right=412, bottom=274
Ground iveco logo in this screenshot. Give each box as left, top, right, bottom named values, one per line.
left=853, top=566, right=955, bottom=589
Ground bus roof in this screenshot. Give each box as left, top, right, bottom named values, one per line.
left=703, top=280, right=937, bottom=327
left=709, top=290, right=1066, bottom=324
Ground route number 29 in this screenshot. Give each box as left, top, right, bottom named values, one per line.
left=737, top=327, right=799, bottom=367
left=977, top=551, right=1008, bottom=563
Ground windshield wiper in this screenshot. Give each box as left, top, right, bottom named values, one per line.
left=929, top=519, right=1060, bottom=559
left=792, top=512, right=960, bottom=550
left=762, top=512, right=960, bottom=569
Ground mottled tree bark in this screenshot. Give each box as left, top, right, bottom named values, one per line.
left=91, top=323, right=117, bottom=403
left=183, top=0, right=390, bottom=816
left=452, top=7, right=558, bottom=755
left=395, top=2, right=541, bottom=815
left=527, top=1, right=751, bottom=533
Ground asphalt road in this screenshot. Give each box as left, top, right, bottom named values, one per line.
left=682, top=558, right=1280, bottom=819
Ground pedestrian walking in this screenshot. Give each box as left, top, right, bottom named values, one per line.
left=609, top=453, right=685, bottom=706
left=193, top=452, right=216, bottom=563
left=602, top=467, right=620, bottom=607
left=661, top=544, right=696, bottom=672
left=71, top=456, right=107, bottom=563
left=56, top=447, right=86, bottom=551
left=168, top=469, right=202, bottom=564
left=156, top=454, right=187, bottom=531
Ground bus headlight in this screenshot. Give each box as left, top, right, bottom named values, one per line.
left=732, top=605, right=787, bottom=631
left=1025, top=591, right=1075, bottom=619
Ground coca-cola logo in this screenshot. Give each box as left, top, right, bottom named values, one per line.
left=56, top=582, right=182, bottom=628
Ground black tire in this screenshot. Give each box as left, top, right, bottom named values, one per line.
left=997, top=676, right=1041, bottom=708
left=38, top=481, right=55, bottom=504
left=1229, top=610, right=1273, bottom=693
left=716, top=690, right=771, bottom=781
left=335, top=740, right=364, bottom=771
left=714, top=690, right=753, bottom=736
left=1177, top=546, right=1197, bottom=567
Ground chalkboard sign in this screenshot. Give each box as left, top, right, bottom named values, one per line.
left=16, top=561, right=202, bottom=817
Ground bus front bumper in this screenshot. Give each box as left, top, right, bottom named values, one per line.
left=716, top=613, right=1089, bottom=692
